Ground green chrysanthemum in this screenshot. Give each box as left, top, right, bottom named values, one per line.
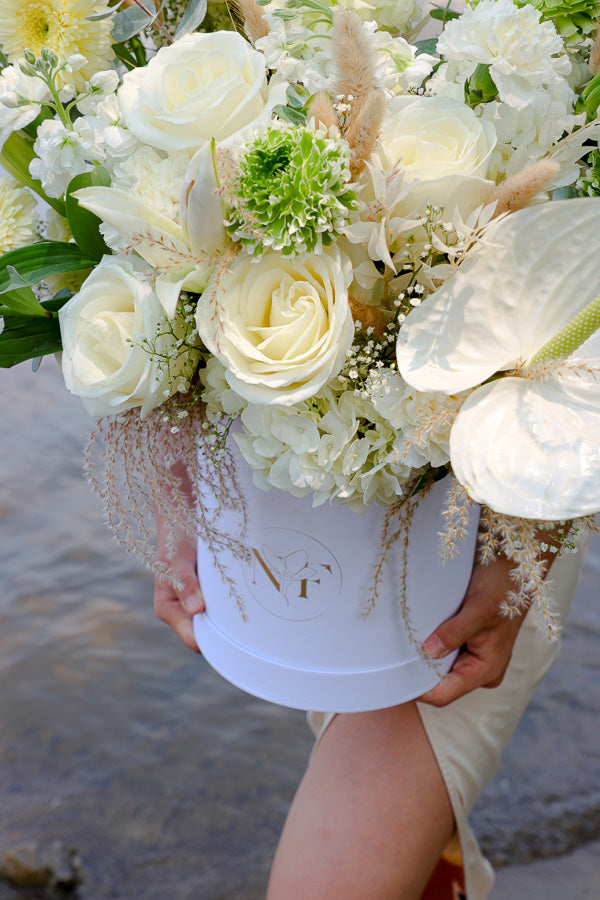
left=515, top=0, right=600, bottom=43
left=227, top=126, right=357, bottom=258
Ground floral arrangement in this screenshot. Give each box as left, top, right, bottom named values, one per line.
left=2, top=0, right=600, bottom=637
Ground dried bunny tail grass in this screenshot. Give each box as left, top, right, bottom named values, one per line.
left=345, top=89, right=386, bottom=178
left=490, top=159, right=560, bottom=217
left=231, top=0, right=269, bottom=42
left=85, top=394, right=250, bottom=617
left=590, top=26, right=600, bottom=75
left=307, top=91, right=339, bottom=133
left=349, top=294, right=389, bottom=337
left=333, top=7, right=377, bottom=108
left=439, top=476, right=476, bottom=562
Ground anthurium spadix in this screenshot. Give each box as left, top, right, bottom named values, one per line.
left=73, top=187, right=219, bottom=317
left=396, top=197, right=600, bottom=519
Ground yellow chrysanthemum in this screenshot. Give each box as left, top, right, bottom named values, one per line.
left=0, top=0, right=113, bottom=88
left=0, top=176, right=37, bottom=253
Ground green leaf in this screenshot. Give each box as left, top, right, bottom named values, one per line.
left=0, top=312, right=62, bottom=367
left=415, top=37, right=438, bottom=56
left=0, top=285, right=51, bottom=317
left=174, top=0, right=208, bottom=37
left=0, top=132, right=66, bottom=216
left=111, top=40, right=140, bottom=70
left=66, top=167, right=112, bottom=261
left=429, top=6, right=461, bottom=20
left=273, top=104, right=307, bottom=126
left=287, top=83, right=309, bottom=110
left=0, top=242, right=96, bottom=294
left=112, top=0, right=160, bottom=42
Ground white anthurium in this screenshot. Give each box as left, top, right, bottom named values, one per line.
left=180, top=142, right=228, bottom=258
left=396, top=197, right=600, bottom=519
left=74, top=186, right=218, bottom=316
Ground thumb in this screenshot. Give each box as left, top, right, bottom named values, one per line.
left=422, top=596, right=493, bottom=660
left=176, top=567, right=205, bottom=615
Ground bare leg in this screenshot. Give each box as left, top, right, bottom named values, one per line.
left=267, top=702, right=455, bottom=900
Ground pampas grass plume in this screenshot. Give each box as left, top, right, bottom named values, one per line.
left=307, top=91, right=339, bottom=133
left=345, top=89, right=386, bottom=177
left=232, top=0, right=269, bottom=42
left=333, top=7, right=377, bottom=105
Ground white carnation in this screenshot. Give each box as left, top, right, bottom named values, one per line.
left=436, top=0, right=571, bottom=111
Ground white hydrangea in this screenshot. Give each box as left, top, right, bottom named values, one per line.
left=200, top=357, right=248, bottom=420
left=435, top=0, right=571, bottom=110
left=29, top=119, right=97, bottom=198
left=228, top=377, right=416, bottom=509
left=369, top=369, right=469, bottom=468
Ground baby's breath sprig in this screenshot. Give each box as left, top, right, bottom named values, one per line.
left=340, top=321, right=396, bottom=398
left=132, top=294, right=203, bottom=399
left=200, top=412, right=236, bottom=465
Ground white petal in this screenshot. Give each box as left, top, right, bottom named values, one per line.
left=397, top=197, right=600, bottom=393
left=74, top=187, right=190, bottom=271
left=450, top=375, right=600, bottom=518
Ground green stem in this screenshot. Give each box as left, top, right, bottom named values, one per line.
left=0, top=132, right=66, bottom=216
left=530, top=293, right=600, bottom=365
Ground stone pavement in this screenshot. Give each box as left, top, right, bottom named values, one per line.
left=491, top=839, right=600, bottom=899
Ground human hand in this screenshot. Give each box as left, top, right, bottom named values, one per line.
left=418, top=554, right=527, bottom=707
left=153, top=466, right=205, bottom=652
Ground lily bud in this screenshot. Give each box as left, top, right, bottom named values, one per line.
left=180, top=141, right=228, bottom=259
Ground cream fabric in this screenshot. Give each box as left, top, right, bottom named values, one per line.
left=308, top=535, right=589, bottom=899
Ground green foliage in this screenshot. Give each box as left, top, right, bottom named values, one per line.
left=0, top=295, right=69, bottom=368
left=66, top=167, right=112, bottom=261
left=0, top=133, right=66, bottom=217
left=464, top=63, right=499, bottom=108
left=0, top=242, right=96, bottom=295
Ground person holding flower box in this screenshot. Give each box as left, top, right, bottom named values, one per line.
left=1, top=0, right=599, bottom=897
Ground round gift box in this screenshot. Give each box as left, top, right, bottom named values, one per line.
left=194, top=450, right=479, bottom=712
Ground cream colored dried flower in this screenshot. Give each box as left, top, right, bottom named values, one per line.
left=0, top=176, right=37, bottom=254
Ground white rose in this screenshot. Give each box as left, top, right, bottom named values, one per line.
left=196, top=247, right=354, bottom=405
left=375, top=94, right=497, bottom=216
left=118, top=32, right=284, bottom=152
left=59, top=256, right=188, bottom=417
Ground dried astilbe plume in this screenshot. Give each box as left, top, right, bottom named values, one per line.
left=85, top=391, right=251, bottom=617
left=489, top=159, right=560, bottom=217
left=231, top=0, right=269, bottom=42
left=438, top=475, right=476, bottom=562
left=476, top=506, right=597, bottom=642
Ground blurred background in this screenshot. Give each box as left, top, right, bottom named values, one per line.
left=1, top=361, right=599, bottom=899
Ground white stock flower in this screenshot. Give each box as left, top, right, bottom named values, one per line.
left=0, top=176, right=37, bottom=252
left=195, top=247, right=355, bottom=405
left=29, top=118, right=95, bottom=198
left=75, top=69, right=120, bottom=116
left=59, top=256, right=187, bottom=418
left=397, top=198, right=600, bottom=519
left=436, top=0, right=570, bottom=110
left=75, top=94, right=141, bottom=173
left=0, top=0, right=114, bottom=90
left=0, top=64, right=50, bottom=151
left=118, top=32, right=286, bottom=152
